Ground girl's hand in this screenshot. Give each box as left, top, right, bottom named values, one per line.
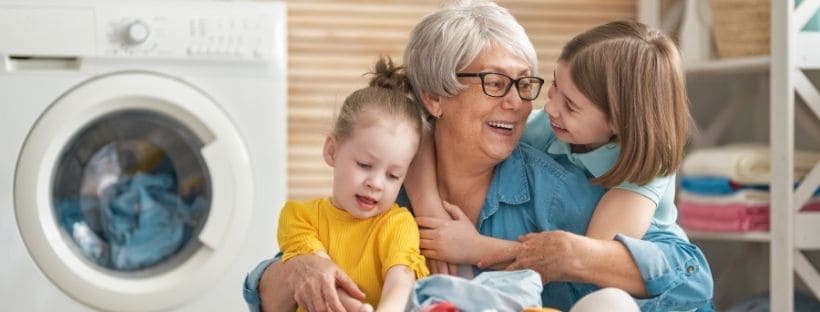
left=416, top=201, right=482, bottom=264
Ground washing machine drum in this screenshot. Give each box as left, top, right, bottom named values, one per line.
left=53, top=110, right=211, bottom=273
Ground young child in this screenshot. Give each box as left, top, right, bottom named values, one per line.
left=405, top=19, right=691, bottom=271
left=277, top=57, right=429, bottom=312
left=520, top=19, right=691, bottom=240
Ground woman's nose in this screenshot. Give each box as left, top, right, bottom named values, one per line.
left=501, top=86, right=525, bottom=110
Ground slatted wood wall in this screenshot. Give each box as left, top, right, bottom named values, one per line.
left=287, top=0, right=636, bottom=200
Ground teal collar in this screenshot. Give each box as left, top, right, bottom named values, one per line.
left=546, top=140, right=620, bottom=178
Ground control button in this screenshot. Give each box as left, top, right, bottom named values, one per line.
left=125, top=20, right=150, bottom=45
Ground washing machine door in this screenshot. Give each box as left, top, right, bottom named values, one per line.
left=14, top=72, right=253, bottom=311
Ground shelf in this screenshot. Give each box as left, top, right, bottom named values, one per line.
left=797, top=33, right=820, bottom=69
left=685, top=212, right=820, bottom=248
left=684, top=56, right=770, bottom=76
left=686, top=230, right=771, bottom=242
left=682, top=33, right=820, bottom=75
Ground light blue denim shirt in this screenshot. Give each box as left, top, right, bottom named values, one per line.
left=243, top=144, right=713, bottom=312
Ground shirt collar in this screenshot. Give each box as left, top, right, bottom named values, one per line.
left=547, top=139, right=620, bottom=178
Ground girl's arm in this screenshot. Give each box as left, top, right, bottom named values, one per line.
left=585, top=188, right=656, bottom=240
left=404, top=129, right=459, bottom=274
left=404, top=129, right=448, bottom=220
left=375, top=265, right=416, bottom=312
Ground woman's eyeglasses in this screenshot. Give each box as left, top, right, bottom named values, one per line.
left=456, top=72, right=545, bottom=101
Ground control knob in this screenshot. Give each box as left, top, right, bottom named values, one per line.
left=124, top=20, right=150, bottom=45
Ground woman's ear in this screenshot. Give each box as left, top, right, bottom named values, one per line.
left=420, top=91, right=443, bottom=118
left=323, top=135, right=337, bottom=167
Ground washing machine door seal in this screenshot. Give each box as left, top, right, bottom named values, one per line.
left=14, top=72, right=253, bottom=311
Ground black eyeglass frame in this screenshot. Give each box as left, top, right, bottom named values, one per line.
left=456, top=72, right=545, bottom=101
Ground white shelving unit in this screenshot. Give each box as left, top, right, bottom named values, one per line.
left=640, top=1, right=820, bottom=311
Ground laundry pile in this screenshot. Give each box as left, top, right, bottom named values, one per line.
left=678, top=144, right=820, bottom=232
left=55, top=142, right=209, bottom=271
left=407, top=269, right=547, bottom=312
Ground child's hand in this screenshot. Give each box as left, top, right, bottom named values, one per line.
left=416, top=201, right=482, bottom=264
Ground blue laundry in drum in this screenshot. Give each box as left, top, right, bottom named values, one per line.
left=56, top=199, right=108, bottom=266
left=101, top=173, right=189, bottom=270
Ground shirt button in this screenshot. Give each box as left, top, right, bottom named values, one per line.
left=687, top=265, right=696, bottom=273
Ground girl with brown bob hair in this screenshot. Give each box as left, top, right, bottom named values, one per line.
left=521, top=19, right=691, bottom=240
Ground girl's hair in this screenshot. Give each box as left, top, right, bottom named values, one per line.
left=560, top=20, right=691, bottom=187
left=332, top=56, right=424, bottom=146
left=404, top=0, right=537, bottom=104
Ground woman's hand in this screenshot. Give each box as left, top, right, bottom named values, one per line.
left=416, top=201, right=482, bottom=264
left=427, top=259, right=460, bottom=276
left=478, top=231, right=588, bottom=284
left=286, top=255, right=366, bottom=312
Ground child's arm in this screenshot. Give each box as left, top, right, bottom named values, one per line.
left=375, top=265, right=415, bottom=312
left=585, top=188, right=656, bottom=240
left=404, top=129, right=459, bottom=274
left=404, top=129, right=449, bottom=220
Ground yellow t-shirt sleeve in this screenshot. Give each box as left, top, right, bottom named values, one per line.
left=377, top=208, right=429, bottom=279
left=277, top=199, right=326, bottom=262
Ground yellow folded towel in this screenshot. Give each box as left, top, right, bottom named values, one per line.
left=682, top=143, right=820, bottom=184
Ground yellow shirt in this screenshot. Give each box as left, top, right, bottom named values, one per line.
left=278, top=197, right=429, bottom=308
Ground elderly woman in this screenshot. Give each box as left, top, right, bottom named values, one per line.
left=244, top=1, right=713, bottom=311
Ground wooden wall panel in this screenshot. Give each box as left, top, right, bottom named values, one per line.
left=286, top=0, right=635, bottom=200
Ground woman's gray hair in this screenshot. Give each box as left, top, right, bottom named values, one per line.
left=404, top=0, right=537, bottom=100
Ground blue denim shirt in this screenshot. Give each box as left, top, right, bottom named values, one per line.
left=244, top=144, right=713, bottom=311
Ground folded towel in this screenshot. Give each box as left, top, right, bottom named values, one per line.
left=679, top=197, right=820, bottom=232
left=682, top=143, right=820, bottom=184
left=680, top=190, right=771, bottom=205
left=680, top=176, right=771, bottom=195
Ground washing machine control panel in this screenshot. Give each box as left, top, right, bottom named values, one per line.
left=99, top=3, right=281, bottom=61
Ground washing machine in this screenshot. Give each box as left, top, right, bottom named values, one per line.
left=0, top=1, right=286, bottom=310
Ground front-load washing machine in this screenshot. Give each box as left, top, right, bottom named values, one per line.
left=0, top=1, right=286, bottom=310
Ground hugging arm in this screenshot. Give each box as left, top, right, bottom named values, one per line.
left=480, top=229, right=713, bottom=310
left=253, top=255, right=365, bottom=312
left=585, top=188, right=656, bottom=240
left=403, top=130, right=459, bottom=275
left=251, top=201, right=366, bottom=312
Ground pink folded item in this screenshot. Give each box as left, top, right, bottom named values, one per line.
left=679, top=198, right=820, bottom=232
left=679, top=199, right=769, bottom=232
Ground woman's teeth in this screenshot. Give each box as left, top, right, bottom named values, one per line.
left=488, top=121, right=514, bottom=130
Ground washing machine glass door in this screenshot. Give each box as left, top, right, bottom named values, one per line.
left=14, top=72, right=253, bottom=311
left=52, top=110, right=211, bottom=273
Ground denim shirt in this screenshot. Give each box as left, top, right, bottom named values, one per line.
left=243, top=144, right=713, bottom=312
